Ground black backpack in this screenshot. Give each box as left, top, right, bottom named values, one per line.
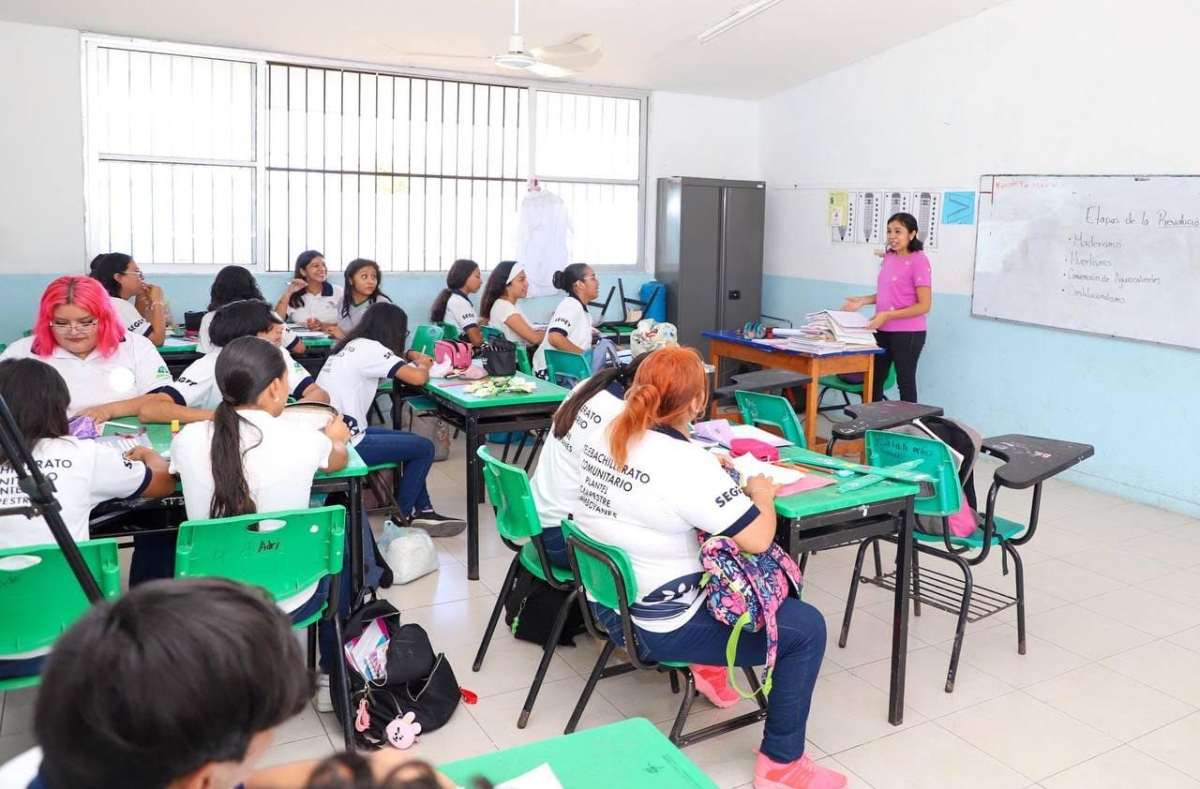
left=503, top=564, right=586, bottom=647
left=333, top=595, right=461, bottom=748
left=482, top=337, right=518, bottom=376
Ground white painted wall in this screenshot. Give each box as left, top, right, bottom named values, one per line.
left=759, top=0, right=1200, bottom=297
left=0, top=20, right=85, bottom=274
left=645, top=91, right=761, bottom=264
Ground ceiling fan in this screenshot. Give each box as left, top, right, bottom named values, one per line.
left=384, top=0, right=602, bottom=79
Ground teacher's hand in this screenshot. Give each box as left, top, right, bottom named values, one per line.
left=865, top=312, right=890, bottom=331
left=841, top=297, right=867, bottom=312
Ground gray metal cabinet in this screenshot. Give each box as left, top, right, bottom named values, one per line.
left=654, top=177, right=766, bottom=355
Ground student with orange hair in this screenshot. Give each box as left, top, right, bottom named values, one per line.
left=1, top=276, right=176, bottom=423
left=574, top=347, right=844, bottom=789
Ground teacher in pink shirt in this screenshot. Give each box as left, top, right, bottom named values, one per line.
left=841, top=212, right=932, bottom=403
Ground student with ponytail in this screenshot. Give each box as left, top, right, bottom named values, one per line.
left=429, top=258, right=483, bottom=346
left=575, top=347, right=843, bottom=789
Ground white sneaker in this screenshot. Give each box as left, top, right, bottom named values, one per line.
left=314, top=673, right=333, bottom=713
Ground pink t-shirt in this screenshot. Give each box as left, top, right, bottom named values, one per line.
left=875, top=250, right=931, bottom=332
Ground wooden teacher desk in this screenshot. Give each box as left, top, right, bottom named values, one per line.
left=702, top=330, right=882, bottom=450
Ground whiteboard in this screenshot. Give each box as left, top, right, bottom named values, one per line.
left=972, top=174, right=1200, bottom=350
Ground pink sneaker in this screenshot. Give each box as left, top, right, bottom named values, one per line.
left=753, top=751, right=848, bottom=789
left=690, top=664, right=740, bottom=709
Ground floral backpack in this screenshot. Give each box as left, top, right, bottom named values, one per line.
left=697, top=532, right=803, bottom=698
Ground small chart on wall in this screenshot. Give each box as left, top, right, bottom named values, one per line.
left=828, top=189, right=943, bottom=247
left=973, top=174, right=1200, bottom=350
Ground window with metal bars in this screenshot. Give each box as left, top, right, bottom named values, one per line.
left=84, top=40, right=645, bottom=273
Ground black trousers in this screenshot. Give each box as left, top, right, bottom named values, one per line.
left=873, top=330, right=926, bottom=403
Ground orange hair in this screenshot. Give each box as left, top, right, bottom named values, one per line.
left=606, top=347, right=707, bottom=469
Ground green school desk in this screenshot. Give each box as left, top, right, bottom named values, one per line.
left=773, top=448, right=920, bottom=726
left=442, top=717, right=716, bottom=788
left=701, top=330, right=882, bottom=451
left=417, top=372, right=570, bottom=579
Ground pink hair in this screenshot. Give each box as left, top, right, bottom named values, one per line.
left=32, top=276, right=125, bottom=358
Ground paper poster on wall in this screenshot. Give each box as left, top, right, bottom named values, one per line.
left=942, top=191, right=976, bottom=225
left=828, top=191, right=856, bottom=243
left=884, top=191, right=910, bottom=221
left=908, top=191, right=941, bottom=249
left=856, top=190, right=884, bottom=245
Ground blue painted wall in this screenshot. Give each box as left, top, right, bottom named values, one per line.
left=763, top=274, right=1200, bottom=517
left=0, top=270, right=651, bottom=346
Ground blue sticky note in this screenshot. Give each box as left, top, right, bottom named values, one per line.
left=942, top=191, right=975, bottom=225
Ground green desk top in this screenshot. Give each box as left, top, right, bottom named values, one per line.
left=441, top=718, right=716, bottom=788
left=159, top=337, right=199, bottom=354
left=423, top=371, right=570, bottom=410
left=297, top=335, right=334, bottom=348
left=102, top=417, right=367, bottom=480
left=773, top=446, right=920, bottom=519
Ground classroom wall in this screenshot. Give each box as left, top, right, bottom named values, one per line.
left=757, top=0, right=1200, bottom=516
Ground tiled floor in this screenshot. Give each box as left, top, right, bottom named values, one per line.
left=4, top=432, right=1200, bottom=788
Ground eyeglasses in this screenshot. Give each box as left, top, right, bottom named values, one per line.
left=118, top=268, right=144, bottom=278
left=582, top=275, right=599, bottom=281
left=49, top=319, right=100, bottom=334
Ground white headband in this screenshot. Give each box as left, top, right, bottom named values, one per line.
left=506, top=262, right=525, bottom=284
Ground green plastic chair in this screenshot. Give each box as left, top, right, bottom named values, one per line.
left=841, top=430, right=1026, bottom=693
left=0, top=343, right=7, bottom=354
left=0, top=539, right=121, bottom=691
left=175, top=505, right=346, bottom=630
left=411, top=324, right=444, bottom=357
left=481, top=326, right=504, bottom=342
left=734, top=390, right=807, bottom=447
left=543, top=349, right=590, bottom=388
left=474, top=447, right=574, bottom=728
left=561, top=520, right=767, bottom=747
left=817, top=364, right=896, bottom=411
left=438, top=321, right=461, bottom=341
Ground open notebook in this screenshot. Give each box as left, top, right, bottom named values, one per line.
left=726, top=453, right=834, bottom=496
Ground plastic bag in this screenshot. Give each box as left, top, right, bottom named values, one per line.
left=630, top=319, right=679, bottom=357
left=377, top=521, right=440, bottom=585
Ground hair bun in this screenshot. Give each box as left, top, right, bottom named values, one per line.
left=551, top=270, right=565, bottom=289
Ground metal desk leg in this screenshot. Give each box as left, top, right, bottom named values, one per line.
left=888, top=497, right=914, bottom=725
left=348, top=478, right=364, bottom=604
left=465, top=413, right=482, bottom=580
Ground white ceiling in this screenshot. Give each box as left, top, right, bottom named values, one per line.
left=0, top=0, right=1011, bottom=99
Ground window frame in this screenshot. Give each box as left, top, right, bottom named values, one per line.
left=82, top=35, right=649, bottom=275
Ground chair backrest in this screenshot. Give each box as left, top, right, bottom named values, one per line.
left=476, top=446, right=543, bottom=542
left=587, top=286, right=615, bottom=321
left=514, top=345, right=533, bottom=375
left=0, top=539, right=120, bottom=657
left=175, top=505, right=346, bottom=603
left=544, top=349, right=590, bottom=387
left=411, top=324, right=444, bottom=356
left=561, top=520, right=636, bottom=613
left=438, top=321, right=461, bottom=341
left=864, top=430, right=960, bottom=517
left=481, top=326, right=504, bottom=342
left=881, top=364, right=897, bottom=393
left=735, top=390, right=806, bottom=447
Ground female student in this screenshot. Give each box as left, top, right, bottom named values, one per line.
left=0, top=358, right=175, bottom=680
left=316, top=303, right=465, bottom=537
left=532, top=263, right=600, bottom=374
left=528, top=354, right=646, bottom=568
left=144, top=300, right=328, bottom=425
left=198, top=265, right=305, bottom=354
left=575, top=348, right=842, bottom=789
left=479, top=261, right=545, bottom=347
left=277, top=250, right=344, bottom=332
left=841, top=212, right=932, bottom=403
left=89, top=252, right=169, bottom=346
left=1, top=276, right=176, bottom=423
left=337, top=258, right=393, bottom=335
left=429, top=258, right=483, bottom=346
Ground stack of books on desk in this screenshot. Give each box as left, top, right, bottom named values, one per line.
left=786, top=337, right=847, bottom=355
left=804, top=310, right=878, bottom=347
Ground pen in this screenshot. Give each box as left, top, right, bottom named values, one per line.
left=107, top=421, right=140, bottom=431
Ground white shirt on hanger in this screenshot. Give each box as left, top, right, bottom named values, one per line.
left=517, top=189, right=571, bottom=298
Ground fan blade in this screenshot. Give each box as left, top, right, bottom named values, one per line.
left=526, top=61, right=578, bottom=79
left=530, top=46, right=602, bottom=71
left=532, top=33, right=601, bottom=58
left=380, top=43, right=491, bottom=62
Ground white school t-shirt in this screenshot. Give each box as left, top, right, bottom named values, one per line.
left=530, top=387, right=624, bottom=532
left=169, top=409, right=333, bottom=522
left=444, top=291, right=479, bottom=333
left=0, top=334, right=174, bottom=416
left=533, top=296, right=593, bottom=372
left=163, top=346, right=315, bottom=410
left=198, top=310, right=302, bottom=354
left=316, top=338, right=407, bottom=444
left=487, top=299, right=530, bottom=345
left=574, top=425, right=759, bottom=633
left=286, top=283, right=344, bottom=326
left=0, top=437, right=150, bottom=551
left=111, top=296, right=151, bottom=338
left=336, top=294, right=392, bottom=334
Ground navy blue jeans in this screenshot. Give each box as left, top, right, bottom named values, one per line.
left=354, top=426, right=434, bottom=515
left=592, top=598, right=826, bottom=764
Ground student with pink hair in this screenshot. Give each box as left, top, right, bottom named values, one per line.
left=1, top=276, right=177, bottom=423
